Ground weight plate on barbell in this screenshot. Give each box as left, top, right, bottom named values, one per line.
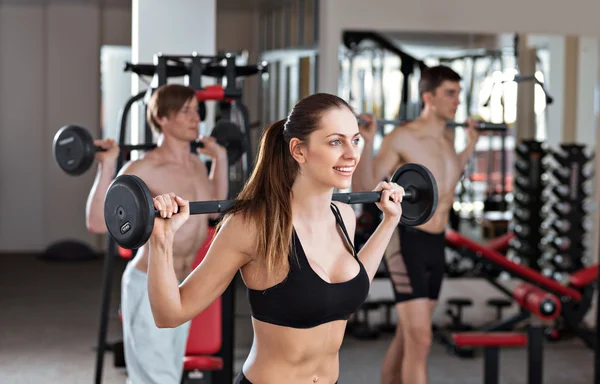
left=392, top=163, right=439, bottom=226
left=104, top=174, right=155, bottom=250
left=211, top=120, right=247, bottom=165
left=53, top=125, right=96, bottom=176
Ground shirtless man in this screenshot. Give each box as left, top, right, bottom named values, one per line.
left=85, top=84, right=229, bottom=384
left=352, top=65, right=481, bottom=384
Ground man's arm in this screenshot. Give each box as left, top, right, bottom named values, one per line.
left=85, top=162, right=117, bottom=233
left=353, top=130, right=403, bottom=192
left=85, top=159, right=143, bottom=233
left=85, top=139, right=121, bottom=233
left=207, top=151, right=229, bottom=201
left=451, top=119, right=481, bottom=187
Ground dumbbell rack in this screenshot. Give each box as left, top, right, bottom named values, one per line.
left=508, top=140, right=550, bottom=271
left=539, top=143, right=595, bottom=281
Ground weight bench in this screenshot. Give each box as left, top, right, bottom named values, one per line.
left=117, top=227, right=224, bottom=383
left=484, top=232, right=515, bottom=253
left=452, top=282, right=561, bottom=384
left=445, top=229, right=597, bottom=349
left=452, top=332, right=528, bottom=384
left=182, top=226, right=223, bottom=383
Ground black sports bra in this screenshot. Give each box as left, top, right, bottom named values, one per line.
left=247, top=203, right=370, bottom=328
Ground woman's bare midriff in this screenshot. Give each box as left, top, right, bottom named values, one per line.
left=242, top=318, right=346, bottom=384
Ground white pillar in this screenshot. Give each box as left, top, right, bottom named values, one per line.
left=576, top=36, right=599, bottom=145
left=131, top=0, right=216, bottom=144
left=531, top=35, right=565, bottom=147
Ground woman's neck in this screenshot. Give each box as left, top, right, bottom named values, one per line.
left=290, top=175, right=333, bottom=224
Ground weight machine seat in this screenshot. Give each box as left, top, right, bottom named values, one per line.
left=452, top=332, right=528, bottom=348
left=486, top=298, right=511, bottom=308
left=116, top=228, right=223, bottom=370
left=445, top=230, right=583, bottom=302
left=569, top=264, right=599, bottom=288
left=484, top=232, right=515, bottom=253
left=447, top=298, right=473, bottom=306
left=183, top=355, right=224, bottom=371
left=185, top=226, right=223, bottom=367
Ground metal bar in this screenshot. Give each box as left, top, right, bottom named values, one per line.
left=283, top=1, right=291, bottom=48
left=258, top=11, right=265, bottom=53
left=312, top=0, right=319, bottom=44
left=274, top=8, right=281, bottom=49
left=297, top=0, right=305, bottom=47
left=528, top=325, right=544, bottom=384
left=484, top=348, right=500, bottom=384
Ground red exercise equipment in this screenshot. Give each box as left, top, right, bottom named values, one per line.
left=117, top=227, right=225, bottom=383
left=445, top=229, right=596, bottom=350
left=182, top=226, right=224, bottom=382
left=452, top=282, right=561, bottom=384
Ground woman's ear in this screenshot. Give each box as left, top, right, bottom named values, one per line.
left=289, top=138, right=306, bottom=164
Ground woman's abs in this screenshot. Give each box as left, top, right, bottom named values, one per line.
left=242, top=320, right=345, bottom=383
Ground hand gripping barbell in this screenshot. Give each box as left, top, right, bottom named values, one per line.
left=52, top=121, right=247, bottom=176
left=103, top=163, right=439, bottom=250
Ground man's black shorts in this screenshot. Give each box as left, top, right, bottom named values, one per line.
left=383, top=225, right=446, bottom=303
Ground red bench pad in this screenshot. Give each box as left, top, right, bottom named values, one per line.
left=183, top=355, right=224, bottom=371
left=186, top=226, right=222, bottom=356
left=569, top=264, right=598, bottom=288
left=452, top=332, right=528, bottom=347
left=445, top=230, right=582, bottom=302
left=485, top=232, right=515, bottom=252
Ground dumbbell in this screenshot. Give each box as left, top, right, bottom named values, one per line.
left=52, top=121, right=246, bottom=176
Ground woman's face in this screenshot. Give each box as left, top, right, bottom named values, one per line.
left=291, top=107, right=361, bottom=191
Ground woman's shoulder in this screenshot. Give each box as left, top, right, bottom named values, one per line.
left=331, top=201, right=357, bottom=228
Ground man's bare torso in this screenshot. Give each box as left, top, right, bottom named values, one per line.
left=124, top=150, right=214, bottom=281
left=390, top=122, right=461, bottom=233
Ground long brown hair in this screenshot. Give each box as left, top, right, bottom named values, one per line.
left=220, top=93, right=353, bottom=279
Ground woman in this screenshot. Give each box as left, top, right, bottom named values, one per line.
left=147, top=93, right=404, bottom=384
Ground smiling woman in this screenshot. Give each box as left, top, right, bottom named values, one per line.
left=144, top=92, right=406, bottom=384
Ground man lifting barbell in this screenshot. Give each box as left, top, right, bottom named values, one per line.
left=102, top=92, right=439, bottom=384
left=52, top=118, right=246, bottom=176
left=352, top=65, right=483, bottom=384
left=85, top=83, right=230, bottom=384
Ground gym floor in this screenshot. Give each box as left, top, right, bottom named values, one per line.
left=0, top=253, right=594, bottom=384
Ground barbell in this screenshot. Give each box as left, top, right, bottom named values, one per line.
left=103, top=163, right=439, bottom=250
left=357, top=117, right=510, bottom=132
left=52, top=121, right=247, bottom=176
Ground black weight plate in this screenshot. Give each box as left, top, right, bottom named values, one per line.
left=53, top=125, right=96, bottom=176
left=104, top=174, right=155, bottom=250
left=211, top=120, right=246, bottom=165
left=392, top=163, right=439, bottom=226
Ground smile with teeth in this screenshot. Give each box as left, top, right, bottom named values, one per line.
left=333, top=166, right=354, bottom=173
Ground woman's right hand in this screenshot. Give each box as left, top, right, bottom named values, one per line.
left=374, top=181, right=404, bottom=224
left=151, top=193, right=190, bottom=242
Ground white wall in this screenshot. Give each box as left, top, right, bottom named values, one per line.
left=0, top=2, right=262, bottom=253
left=0, top=3, right=131, bottom=252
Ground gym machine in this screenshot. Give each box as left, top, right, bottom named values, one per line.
left=92, top=52, right=267, bottom=384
